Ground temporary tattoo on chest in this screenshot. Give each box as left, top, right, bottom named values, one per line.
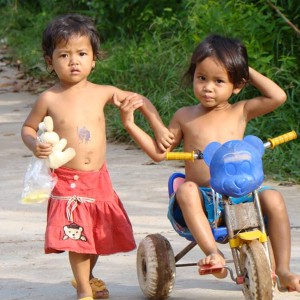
left=77, top=126, right=91, bottom=143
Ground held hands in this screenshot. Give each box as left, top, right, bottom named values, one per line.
left=113, top=93, right=143, bottom=127
left=114, top=93, right=174, bottom=152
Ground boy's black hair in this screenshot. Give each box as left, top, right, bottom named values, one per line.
left=42, top=14, right=101, bottom=60
left=183, top=34, right=249, bottom=87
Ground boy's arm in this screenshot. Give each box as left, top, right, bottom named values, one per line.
left=244, top=67, right=287, bottom=121
left=139, top=95, right=174, bottom=152
left=119, top=96, right=177, bottom=162
left=112, top=89, right=174, bottom=151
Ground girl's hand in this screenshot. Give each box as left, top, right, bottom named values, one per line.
left=34, top=141, right=53, bottom=159
left=154, top=127, right=174, bottom=152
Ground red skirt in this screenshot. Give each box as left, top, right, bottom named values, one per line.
left=45, top=163, right=136, bottom=255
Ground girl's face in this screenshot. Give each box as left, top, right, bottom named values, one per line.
left=193, top=57, right=240, bottom=109
left=46, top=35, right=96, bottom=86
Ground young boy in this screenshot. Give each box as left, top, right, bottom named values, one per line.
left=21, top=14, right=173, bottom=300
left=118, top=34, right=300, bottom=292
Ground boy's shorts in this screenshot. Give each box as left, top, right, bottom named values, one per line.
left=168, top=186, right=272, bottom=240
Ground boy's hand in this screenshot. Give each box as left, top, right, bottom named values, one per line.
left=116, top=93, right=144, bottom=126
left=112, top=93, right=122, bottom=107
left=116, top=93, right=174, bottom=152
left=112, top=92, right=141, bottom=108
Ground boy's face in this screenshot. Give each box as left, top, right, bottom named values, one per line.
left=193, top=57, right=241, bottom=109
left=46, top=34, right=96, bottom=85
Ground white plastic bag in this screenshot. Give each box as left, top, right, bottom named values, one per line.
left=21, top=157, right=57, bottom=204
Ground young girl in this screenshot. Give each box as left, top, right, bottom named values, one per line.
left=119, top=34, right=300, bottom=292
left=21, top=14, right=173, bottom=300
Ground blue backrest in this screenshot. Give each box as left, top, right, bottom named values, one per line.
left=168, top=172, right=186, bottom=197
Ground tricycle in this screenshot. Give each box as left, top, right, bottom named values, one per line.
left=136, top=131, right=297, bottom=300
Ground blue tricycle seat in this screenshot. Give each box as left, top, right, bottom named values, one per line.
left=167, top=172, right=228, bottom=243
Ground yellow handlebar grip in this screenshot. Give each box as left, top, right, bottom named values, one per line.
left=166, top=151, right=195, bottom=161
left=268, top=130, right=297, bottom=149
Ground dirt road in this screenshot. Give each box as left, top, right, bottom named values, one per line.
left=1, top=50, right=300, bottom=300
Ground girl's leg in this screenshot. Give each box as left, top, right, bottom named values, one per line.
left=260, top=189, right=300, bottom=292
left=69, top=251, right=93, bottom=299
left=176, top=181, right=226, bottom=278
left=89, top=254, right=99, bottom=279
left=71, top=254, right=109, bottom=299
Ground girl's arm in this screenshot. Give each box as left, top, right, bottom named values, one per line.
left=112, top=89, right=174, bottom=152
left=139, top=95, right=174, bottom=152
left=119, top=95, right=179, bottom=162
left=244, top=67, right=287, bottom=121
left=21, top=95, right=52, bottom=158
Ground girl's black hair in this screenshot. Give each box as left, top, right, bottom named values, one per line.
left=42, top=14, right=102, bottom=60
left=183, top=34, right=249, bottom=87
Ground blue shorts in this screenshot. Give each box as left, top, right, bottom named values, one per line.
left=168, top=186, right=272, bottom=240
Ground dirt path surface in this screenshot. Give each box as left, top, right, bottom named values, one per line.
left=1, top=51, right=300, bottom=300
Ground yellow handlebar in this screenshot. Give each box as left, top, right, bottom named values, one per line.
left=267, top=130, right=297, bottom=149
left=166, top=151, right=196, bottom=161
left=166, top=131, right=297, bottom=160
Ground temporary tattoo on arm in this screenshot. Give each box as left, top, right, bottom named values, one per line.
left=77, top=126, right=91, bottom=143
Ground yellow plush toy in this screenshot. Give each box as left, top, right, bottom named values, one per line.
left=38, top=116, right=76, bottom=169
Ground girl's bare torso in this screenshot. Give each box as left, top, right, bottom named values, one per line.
left=45, top=83, right=111, bottom=171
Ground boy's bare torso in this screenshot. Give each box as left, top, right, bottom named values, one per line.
left=44, top=82, right=112, bottom=171
left=173, top=102, right=247, bottom=187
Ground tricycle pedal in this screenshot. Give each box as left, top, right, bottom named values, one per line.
left=199, top=263, right=225, bottom=275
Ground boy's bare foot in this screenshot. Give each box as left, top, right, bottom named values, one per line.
left=198, top=252, right=227, bottom=279
left=277, top=271, right=300, bottom=292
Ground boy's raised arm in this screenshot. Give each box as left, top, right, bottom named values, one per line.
left=118, top=94, right=168, bottom=162
left=244, top=67, right=287, bottom=121
left=112, top=90, right=174, bottom=152
left=139, top=96, right=174, bottom=151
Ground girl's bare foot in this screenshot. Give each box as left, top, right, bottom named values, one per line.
left=198, top=251, right=227, bottom=279
left=277, top=270, right=300, bottom=292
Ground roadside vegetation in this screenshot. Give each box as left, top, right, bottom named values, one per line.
left=0, top=0, right=299, bottom=182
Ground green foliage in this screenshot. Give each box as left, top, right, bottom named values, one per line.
left=0, top=0, right=299, bottom=182
left=84, top=0, right=186, bottom=41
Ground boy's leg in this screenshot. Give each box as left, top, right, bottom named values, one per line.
left=260, top=189, right=300, bottom=292
left=176, top=181, right=226, bottom=278
left=69, top=251, right=93, bottom=299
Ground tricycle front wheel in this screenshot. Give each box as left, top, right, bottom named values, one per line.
left=136, top=233, right=176, bottom=300
left=240, top=239, right=274, bottom=300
